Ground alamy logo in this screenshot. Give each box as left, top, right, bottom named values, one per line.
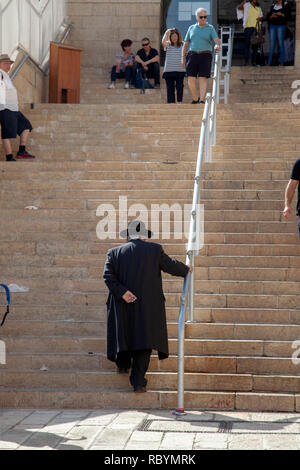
left=291, top=340, right=300, bottom=365
left=95, top=196, right=204, bottom=250
left=0, top=340, right=6, bottom=365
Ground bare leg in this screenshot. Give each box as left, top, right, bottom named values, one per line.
left=2, top=139, right=12, bottom=155
left=20, top=129, right=30, bottom=146
left=199, top=77, right=208, bottom=102
left=187, top=77, right=199, bottom=101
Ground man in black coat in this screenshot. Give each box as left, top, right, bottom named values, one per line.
left=103, top=220, right=191, bottom=392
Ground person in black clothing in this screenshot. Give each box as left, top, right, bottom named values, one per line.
left=135, top=38, right=160, bottom=88
left=103, top=220, right=192, bottom=392
left=283, top=159, right=300, bottom=236
left=266, top=0, right=291, bottom=66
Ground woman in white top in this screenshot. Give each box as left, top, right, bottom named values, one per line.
left=162, top=28, right=186, bottom=103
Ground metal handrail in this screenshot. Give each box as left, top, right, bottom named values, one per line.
left=11, top=23, right=73, bottom=81
left=219, top=25, right=235, bottom=104
left=173, top=51, right=220, bottom=416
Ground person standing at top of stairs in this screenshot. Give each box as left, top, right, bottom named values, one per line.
left=237, top=0, right=264, bottom=66
left=0, top=54, right=35, bottom=161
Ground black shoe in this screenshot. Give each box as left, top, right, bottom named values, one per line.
left=199, top=100, right=205, bottom=104
left=6, top=156, right=16, bottom=161
left=15, top=150, right=35, bottom=159
left=134, top=385, right=147, bottom=393
left=191, top=98, right=200, bottom=104
left=117, top=367, right=129, bottom=374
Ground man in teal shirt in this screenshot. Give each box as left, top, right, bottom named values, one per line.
left=182, top=8, right=220, bottom=104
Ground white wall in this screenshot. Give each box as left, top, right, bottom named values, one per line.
left=0, top=0, right=66, bottom=65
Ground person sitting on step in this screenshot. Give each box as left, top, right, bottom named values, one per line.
left=108, top=39, right=135, bottom=89
left=0, top=54, right=35, bottom=161
left=135, top=38, right=161, bottom=89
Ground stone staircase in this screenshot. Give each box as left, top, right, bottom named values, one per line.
left=0, top=66, right=300, bottom=411
left=228, top=66, right=300, bottom=103
left=80, top=66, right=212, bottom=104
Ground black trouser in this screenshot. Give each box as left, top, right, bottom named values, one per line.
left=298, top=217, right=300, bottom=237
left=111, top=65, right=134, bottom=83
left=137, top=62, right=160, bottom=85
left=116, top=349, right=152, bottom=388
left=163, top=71, right=185, bottom=103
left=244, top=27, right=258, bottom=65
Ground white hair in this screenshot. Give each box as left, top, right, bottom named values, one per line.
left=195, top=8, right=207, bottom=17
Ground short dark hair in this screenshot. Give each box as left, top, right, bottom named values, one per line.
left=141, top=37, right=150, bottom=43
left=121, top=39, right=132, bottom=50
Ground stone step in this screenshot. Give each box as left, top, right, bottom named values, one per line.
left=0, top=387, right=298, bottom=411
left=2, top=319, right=300, bottom=340
left=5, top=304, right=298, bottom=325
left=1, top=369, right=300, bottom=394
left=1, top=344, right=299, bottom=375
left=0, top=208, right=294, bottom=222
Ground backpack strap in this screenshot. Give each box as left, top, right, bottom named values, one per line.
left=0, top=284, right=10, bottom=327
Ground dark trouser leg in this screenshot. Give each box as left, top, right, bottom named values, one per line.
left=165, top=76, right=176, bottom=103
left=130, top=349, right=152, bottom=388
left=111, top=67, right=125, bottom=82
left=251, top=44, right=258, bottom=66
left=298, top=217, right=300, bottom=237
left=146, top=62, right=160, bottom=85
left=244, top=27, right=255, bottom=65
left=175, top=76, right=184, bottom=102
left=116, top=351, right=132, bottom=370
left=124, top=66, right=133, bottom=82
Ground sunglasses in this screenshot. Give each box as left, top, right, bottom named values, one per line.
left=198, top=16, right=207, bottom=19
left=142, top=43, right=150, bottom=47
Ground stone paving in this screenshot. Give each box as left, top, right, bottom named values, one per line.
left=0, top=409, right=300, bottom=450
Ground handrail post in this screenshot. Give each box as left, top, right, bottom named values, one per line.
left=173, top=43, right=221, bottom=417
left=187, top=251, right=194, bottom=323
left=173, top=274, right=190, bottom=416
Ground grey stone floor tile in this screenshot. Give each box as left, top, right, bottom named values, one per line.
left=228, top=434, right=264, bottom=450
left=18, top=410, right=61, bottom=426
left=160, top=432, right=195, bottom=450
left=263, top=434, right=300, bottom=450
left=193, top=433, right=228, bottom=450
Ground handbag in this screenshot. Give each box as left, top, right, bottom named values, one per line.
left=250, top=24, right=265, bottom=47
left=135, top=68, right=153, bottom=91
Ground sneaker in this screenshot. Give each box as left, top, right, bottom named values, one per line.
left=124, top=82, right=130, bottom=89
left=108, top=82, right=115, bottom=89
left=191, top=98, right=200, bottom=104
left=15, top=151, right=35, bottom=159
left=154, top=84, right=160, bottom=89
left=6, top=156, right=16, bottom=161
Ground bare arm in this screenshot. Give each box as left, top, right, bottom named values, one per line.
left=237, top=0, right=247, bottom=11
left=181, top=41, right=189, bottom=67
left=214, top=37, right=221, bottom=50
left=135, top=54, right=145, bottom=67
left=144, top=54, right=159, bottom=66
left=162, top=29, right=171, bottom=49
left=283, top=179, right=298, bottom=219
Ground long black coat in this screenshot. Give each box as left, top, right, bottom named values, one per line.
left=103, top=239, right=189, bottom=362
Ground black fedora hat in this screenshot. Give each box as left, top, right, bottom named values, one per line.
left=120, top=220, right=153, bottom=239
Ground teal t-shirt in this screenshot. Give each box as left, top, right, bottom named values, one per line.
left=184, top=23, right=218, bottom=52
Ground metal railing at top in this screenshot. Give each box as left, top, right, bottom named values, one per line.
left=219, top=25, right=235, bottom=105
left=10, top=22, right=73, bottom=81
left=173, top=50, right=221, bottom=416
